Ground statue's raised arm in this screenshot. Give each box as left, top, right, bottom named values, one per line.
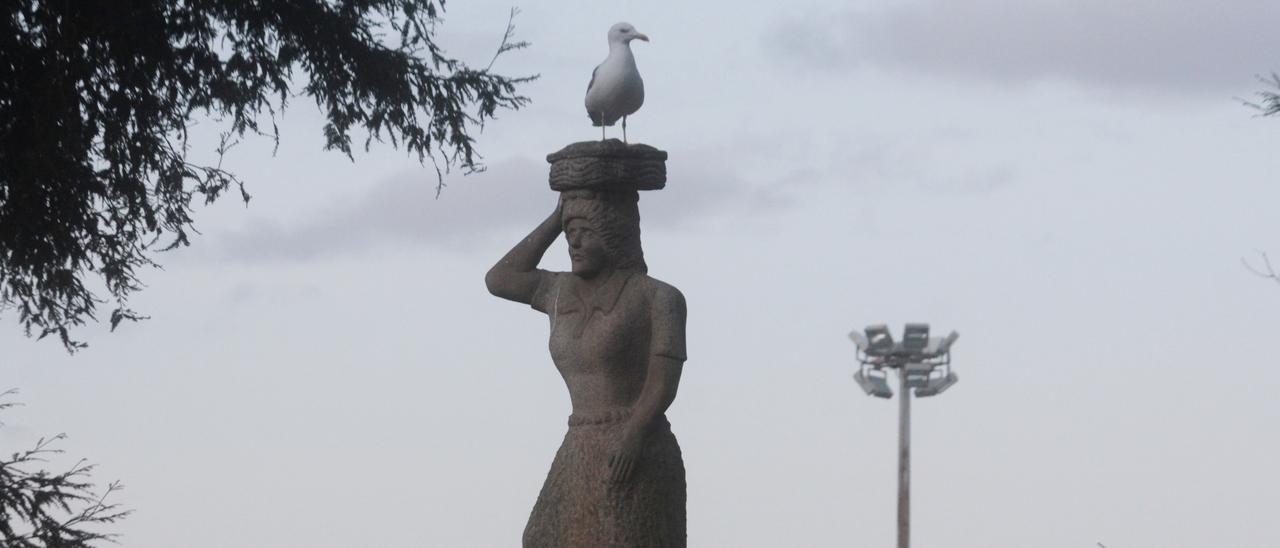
left=485, top=199, right=562, bottom=306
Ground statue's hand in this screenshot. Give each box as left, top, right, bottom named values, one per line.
left=552, top=194, right=565, bottom=225
left=606, top=428, right=644, bottom=485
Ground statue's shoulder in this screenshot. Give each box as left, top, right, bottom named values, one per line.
left=634, top=274, right=687, bottom=355
left=631, top=273, right=685, bottom=313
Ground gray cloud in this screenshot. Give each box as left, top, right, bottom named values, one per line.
left=210, top=130, right=1012, bottom=266
left=225, top=281, right=324, bottom=307
left=213, top=152, right=760, bottom=264
left=215, top=157, right=552, bottom=263
left=772, top=0, right=1280, bottom=91
left=754, top=130, right=1020, bottom=198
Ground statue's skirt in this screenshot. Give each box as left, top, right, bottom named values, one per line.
left=523, top=412, right=686, bottom=548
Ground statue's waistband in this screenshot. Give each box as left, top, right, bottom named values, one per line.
left=568, top=409, right=631, bottom=426
left=567, top=409, right=670, bottom=428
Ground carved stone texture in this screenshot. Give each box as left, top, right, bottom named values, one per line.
left=547, top=139, right=667, bottom=192
left=486, top=141, right=686, bottom=547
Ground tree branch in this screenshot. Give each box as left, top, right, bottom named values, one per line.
left=1242, top=251, right=1280, bottom=285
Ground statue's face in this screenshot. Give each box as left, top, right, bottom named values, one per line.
left=565, top=217, right=608, bottom=279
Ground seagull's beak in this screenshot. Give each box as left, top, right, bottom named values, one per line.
left=634, top=32, right=650, bottom=42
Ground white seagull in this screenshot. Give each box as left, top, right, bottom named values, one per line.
left=585, top=22, right=649, bottom=143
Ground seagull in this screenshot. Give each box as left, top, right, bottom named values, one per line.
left=585, top=22, right=649, bottom=143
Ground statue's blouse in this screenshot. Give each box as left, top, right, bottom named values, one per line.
left=527, top=268, right=687, bottom=414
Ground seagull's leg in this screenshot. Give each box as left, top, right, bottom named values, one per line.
left=600, top=112, right=607, bottom=141
left=622, top=116, right=629, bottom=144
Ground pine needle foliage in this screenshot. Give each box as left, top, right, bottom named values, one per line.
left=0, top=390, right=130, bottom=547
left=0, top=0, right=535, bottom=351
left=1246, top=73, right=1280, bottom=117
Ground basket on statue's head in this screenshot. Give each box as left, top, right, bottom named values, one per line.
left=546, top=140, right=667, bottom=192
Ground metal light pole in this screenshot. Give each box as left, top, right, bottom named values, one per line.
left=849, top=323, right=959, bottom=548
left=897, top=368, right=910, bottom=548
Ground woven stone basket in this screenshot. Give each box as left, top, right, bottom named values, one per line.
left=546, top=139, right=667, bottom=192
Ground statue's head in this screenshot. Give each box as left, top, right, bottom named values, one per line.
left=561, top=189, right=646, bottom=278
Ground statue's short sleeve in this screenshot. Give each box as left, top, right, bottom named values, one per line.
left=650, top=283, right=688, bottom=361
left=529, top=270, right=561, bottom=314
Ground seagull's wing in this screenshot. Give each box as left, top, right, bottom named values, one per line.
left=586, top=65, right=600, bottom=94
left=586, top=64, right=604, bottom=125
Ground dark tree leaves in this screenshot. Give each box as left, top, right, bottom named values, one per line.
left=1246, top=73, right=1280, bottom=117
left=0, top=0, right=535, bottom=350
left=0, top=390, right=130, bottom=547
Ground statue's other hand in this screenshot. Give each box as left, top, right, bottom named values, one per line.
left=606, top=430, right=644, bottom=485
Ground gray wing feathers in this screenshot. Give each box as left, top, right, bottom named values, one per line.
left=586, top=66, right=603, bottom=125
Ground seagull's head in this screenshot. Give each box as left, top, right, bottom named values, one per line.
left=608, top=22, right=649, bottom=46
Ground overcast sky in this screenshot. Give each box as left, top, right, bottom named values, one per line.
left=5, top=1, right=1280, bottom=547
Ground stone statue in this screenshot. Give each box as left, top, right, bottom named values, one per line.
left=485, top=140, right=687, bottom=547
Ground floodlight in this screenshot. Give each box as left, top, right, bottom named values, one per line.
left=854, top=370, right=893, bottom=398
left=848, top=330, right=869, bottom=352
left=865, top=324, right=894, bottom=354
left=934, top=331, right=960, bottom=355
left=903, top=323, right=930, bottom=352
left=915, top=372, right=958, bottom=397
left=903, top=362, right=933, bottom=388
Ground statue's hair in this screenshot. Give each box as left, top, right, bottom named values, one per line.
left=561, top=189, right=647, bottom=273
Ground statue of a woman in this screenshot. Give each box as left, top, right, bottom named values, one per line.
left=486, top=187, right=687, bottom=547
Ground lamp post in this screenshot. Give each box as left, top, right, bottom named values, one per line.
left=849, top=323, right=959, bottom=548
